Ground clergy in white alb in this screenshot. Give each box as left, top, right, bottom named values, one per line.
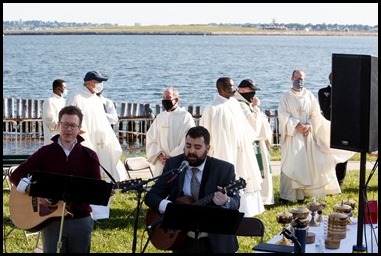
left=97, top=90, right=119, bottom=126
left=278, top=69, right=355, bottom=202
left=235, top=82, right=274, bottom=205
left=65, top=71, right=126, bottom=220
left=146, top=87, right=195, bottom=176
left=66, top=84, right=125, bottom=182
left=42, top=79, right=67, bottom=145
left=200, top=78, right=264, bottom=217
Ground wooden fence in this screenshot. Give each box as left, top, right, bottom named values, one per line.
left=3, top=97, right=280, bottom=149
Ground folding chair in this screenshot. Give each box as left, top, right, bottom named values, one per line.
left=3, top=166, right=19, bottom=191
left=123, top=157, right=154, bottom=221
left=236, top=217, right=265, bottom=251
left=3, top=167, right=12, bottom=191
left=237, top=217, right=293, bottom=253
left=124, top=157, right=154, bottom=180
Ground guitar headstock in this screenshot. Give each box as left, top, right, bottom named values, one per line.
left=225, top=177, right=246, bottom=195
left=114, top=178, right=143, bottom=193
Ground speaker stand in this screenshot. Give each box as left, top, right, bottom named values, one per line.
left=352, top=152, right=367, bottom=253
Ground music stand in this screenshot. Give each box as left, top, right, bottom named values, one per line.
left=29, top=171, right=113, bottom=252
left=161, top=203, right=244, bottom=252
left=29, top=171, right=112, bottom=206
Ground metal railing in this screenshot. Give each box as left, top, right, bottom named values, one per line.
left=3, top=115, right=280, bottom=149
left=3, top=97, right=280, bottom=152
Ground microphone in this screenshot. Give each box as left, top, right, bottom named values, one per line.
left=166, top=160, right=189, bottom=184
left=177, top=160, right=189, bottom=173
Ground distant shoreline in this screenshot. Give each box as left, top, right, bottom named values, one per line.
left=4, top=31, right=377, bottom=36
left=3, top=25, right=378, bottom=37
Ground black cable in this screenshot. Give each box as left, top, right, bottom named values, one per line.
left=365, top=158, right=378, bottom=187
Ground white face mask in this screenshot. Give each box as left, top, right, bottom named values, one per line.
left=93, top=82, right=104, bottom=94
left=61, top=88, right=68, bottom=97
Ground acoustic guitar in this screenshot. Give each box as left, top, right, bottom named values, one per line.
left=9, top=186, right=71, bottom=232
left=145, top=177, right=246, bottom=250
left=9, top=178, right=143, bottom=232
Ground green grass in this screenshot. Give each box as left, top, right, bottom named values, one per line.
left=3, top=158, right=377, bottom=253
left=268, top=147, right=377, bottom=162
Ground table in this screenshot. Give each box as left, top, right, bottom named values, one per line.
left=264, top=218, right=378, bottom=253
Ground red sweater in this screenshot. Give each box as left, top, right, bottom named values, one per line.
left=10, top=135, right=102, bottom=218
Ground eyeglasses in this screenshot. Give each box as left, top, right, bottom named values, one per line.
left=60, top=122, right=80, bottom=130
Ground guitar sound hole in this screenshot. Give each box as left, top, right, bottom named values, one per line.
left=39, top=204, right=58, bottom=216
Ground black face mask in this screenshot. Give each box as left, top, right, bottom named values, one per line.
left=240, top=92, right=256, bottom=102
left=162, top=99, right=175, bottom=111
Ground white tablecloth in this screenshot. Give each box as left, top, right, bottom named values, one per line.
left=265, top=218, right=378, bottom=253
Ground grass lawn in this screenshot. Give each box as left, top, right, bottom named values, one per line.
left=3, top=156, right=377, bottom=253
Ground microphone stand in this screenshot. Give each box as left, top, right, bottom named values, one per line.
left=281, top=229, right=301, bottom=253
left=128, top=167, right=184, bottom=253
left=131, top=183, right=145, bottom=254
left=141, top=216, right=163, bottom=253
left=84, top=147, right=117, bottom=184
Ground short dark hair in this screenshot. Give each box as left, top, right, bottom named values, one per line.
left=52, top=79, right=65, bottom=90
left=58, top=106, right=83, bottom=125
left=216, top=77, right=232, bottom=93
left=186, top=126, right=210, bottom=145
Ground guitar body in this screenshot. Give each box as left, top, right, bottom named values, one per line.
left=8, top=178, right=142, bottom=232
left=9, top=186, right=71, bottom=232
left=145, top=178, right=246, bottom=250
left=145, top=196, right=204, bottom=250
left=145, top=208, right=187, bottom=250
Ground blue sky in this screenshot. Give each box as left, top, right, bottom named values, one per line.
left=3, top=3, right=378, bottom=26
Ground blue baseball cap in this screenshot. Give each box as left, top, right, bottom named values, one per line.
left=84, top=71, right=108, bottom=82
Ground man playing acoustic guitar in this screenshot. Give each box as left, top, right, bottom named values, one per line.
left=144, top=126, right=242, bottom=253
left=10, top=106, right=103, bottom=253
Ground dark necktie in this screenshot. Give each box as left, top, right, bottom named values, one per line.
left=191, top=167, right=200, bottom=200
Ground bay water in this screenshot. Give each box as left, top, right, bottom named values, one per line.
left=3, top=35, right=378, bottom=111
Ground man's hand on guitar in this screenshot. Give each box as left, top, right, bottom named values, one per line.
left=38, top=197, right=59, bottom=208
left=213, top=186, right=229, bottom=206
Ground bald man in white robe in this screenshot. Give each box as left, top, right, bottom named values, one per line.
left=278, top=69, right=355, bottom=202
left=146, top=87, right=195, bottom=176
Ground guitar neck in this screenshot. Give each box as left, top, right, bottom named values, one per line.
left=194, top=188, right=225, bottom=206
left=114, top=178, right=143, bottom=193
left=193, top=178, right=246, bottom=206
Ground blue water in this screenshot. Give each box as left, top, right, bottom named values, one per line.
left=3, top=35, right=378, bottom=111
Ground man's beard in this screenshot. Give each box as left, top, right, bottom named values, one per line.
left=185, top=151, right=208, bottom=167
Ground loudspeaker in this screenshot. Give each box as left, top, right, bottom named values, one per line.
left=330, top=53, right=378, bottom=152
